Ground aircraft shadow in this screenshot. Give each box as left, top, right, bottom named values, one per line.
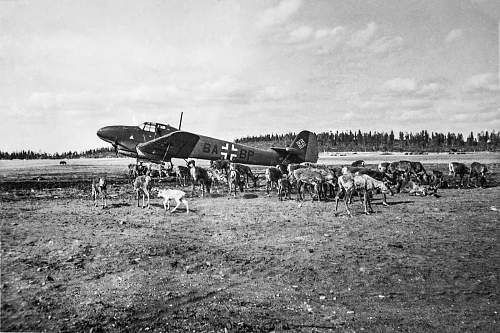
left=242, top=193, right=259, bottom=199
left=382, top=200, right=414, bottom=205
left=148, top=203, right=194, bottom=213
left=111, top=202, right=131, bottom=208
left=205, top=193, right=259, bottom=199
left=149, top=203, right=164, bottom=209
left=168, top=208, right=193, bottom=214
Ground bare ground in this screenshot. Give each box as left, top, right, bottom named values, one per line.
left=1, top=161, right=499, bottom=332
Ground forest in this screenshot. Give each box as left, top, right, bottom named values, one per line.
left=0, top=147, right=116, bottom=160
left=235, top=130, right=500, bottom=152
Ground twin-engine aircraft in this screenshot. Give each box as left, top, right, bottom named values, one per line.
left=96, top=121, right=318, bottom=166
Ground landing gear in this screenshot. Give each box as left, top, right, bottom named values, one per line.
left=161, top=161, right=174, bottom=178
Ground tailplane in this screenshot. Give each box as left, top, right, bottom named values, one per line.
left=271, top=130, right=318, bottom=164
left=289, top=130, right=318, bottom=163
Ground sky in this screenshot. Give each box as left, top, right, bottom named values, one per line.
left=1, top=0, right=499, bottom=153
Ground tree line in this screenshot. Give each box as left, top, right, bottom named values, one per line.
left=1, top=129, right=498, bottom=160
left=0, top=147, right=117, bottom=160
left=235, top=130, right=500, bottom=152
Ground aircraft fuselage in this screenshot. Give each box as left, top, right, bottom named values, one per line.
left=97, top=122, right=318, bottom=166
left=136, top=132, right=283, bottom=166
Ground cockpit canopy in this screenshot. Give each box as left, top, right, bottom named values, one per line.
left=138, top=122, right=177, bottom=135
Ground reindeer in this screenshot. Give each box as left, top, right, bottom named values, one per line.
left=448, top=162, right=469, bottom=187
left=275, top=164, right=288, bottom=175
left=133, top=175, right=152, bottom=208
left=409, top=161, right=428, bottom=183
left=210, top=159, right=230, bottom=176
left=91, top=177, right=107, bottom=208
left=353, top=169, right=394, bottom=206
left=127, top=164, right=138, bottom=183
left=136, top=162, right=147, bottom=176
left=287, top=163, right=307, bottom=182
left=351, top=160, right=365, bottom=167
left=228, top=164, right=245, bottom=196
left=265, top=167, right=283, bottom=195
left=388, top=160, right=427, bottom=186
left=293, top=168, right=325, bottom=201
left=405, top=181, right=433, bottom=196
left=469, top=162, right=488, bottom=187
left=429, top=170, right=445, bottom=189
left=335, top=173, right=392, bottom=216
left=187, top=160, right=211, bottom=197
left=378, top=162, right=390, bottom=173
left=173, top=165, right=190, bottom=187
left=315, top=167, right=338, bottom=199
left=207, top=168, right=228, bottom=193
left=156, top=188, right=189, bottom=213
left=231, top=163, right=258, bottom=188
left=277, top=175, right=292, bottom=201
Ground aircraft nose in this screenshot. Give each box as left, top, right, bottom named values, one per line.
left=96, top=126, right=116, bottom=142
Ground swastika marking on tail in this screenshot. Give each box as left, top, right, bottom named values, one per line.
left=296, top=138, right=306, bottom=149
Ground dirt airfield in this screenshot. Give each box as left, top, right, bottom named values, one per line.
left=1, top=155, right=499, bottom=332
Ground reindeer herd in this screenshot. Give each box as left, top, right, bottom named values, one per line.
left=91, top=158, right=489, bottom=216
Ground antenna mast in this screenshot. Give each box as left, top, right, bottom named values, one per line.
left=178, top=112, right=183, bottom=130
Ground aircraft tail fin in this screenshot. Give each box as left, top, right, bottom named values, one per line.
left=289, top=130, right=318, bottom=163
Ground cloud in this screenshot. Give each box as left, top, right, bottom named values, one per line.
left=444, top=29, right=464, bottom=43
left=416, top=81, right=448, bottom=99
left=354, top=78, right=451, bottom=123
left=357, top=95, right=434, bottom=114
left=447, top=106, right=500, bottom=124
left=315, top=26, right=345, bottom=40
left=367, top=36, right=404, bottom=54
left=352, top=75, right=499, bottom=131
left=348, top=22, right=378, bottom=48
left=310, top=26, right=346, bottom=53
left=386, top=109, right=437, bottom=122
left=27, top=91, right=102, bottom=110
left=312, top=25, right=403, bottom=58
left=400, top=99, right=433, bottom=110
left=358, top=100, right=390, bottom=110
left=382, top=78, right=417, bottom=94
left=288, top=25, right=313, bottom=43
left=124, top=85, right=183, bottom=104
left=344, top=101, right=436, bottom=124
left=381, top=78, right=448, bottom=99
left=464, top=72, right=499, bottom=94
left=255, top=85, right=291, bottom=101
left=197, top=76, right=257, bottom=104
left=445, top=29, right=463, bottom=43
left=257, top=0, right=303, bottom=29
left=24, top=75, right=299, bottom=116
left=274, top=21, right=403, bottom=60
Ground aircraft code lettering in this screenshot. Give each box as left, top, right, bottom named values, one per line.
left=201, top=142, right=254, bottom=161
left=202, top=142, right=211, bottom=153
left=239, top=149, right=247, bottom=160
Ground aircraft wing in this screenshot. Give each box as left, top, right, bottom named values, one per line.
left=137, top=131, right=200, bottom=159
